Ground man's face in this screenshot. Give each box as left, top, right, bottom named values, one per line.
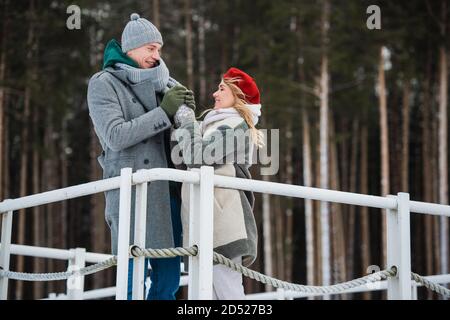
left=126, top=42, right=162, bottom=69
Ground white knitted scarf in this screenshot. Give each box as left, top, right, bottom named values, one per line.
left=200, top=104, right=262, bottom=133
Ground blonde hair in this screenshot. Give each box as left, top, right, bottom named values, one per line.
left=197, top=77, right=265, bottom=148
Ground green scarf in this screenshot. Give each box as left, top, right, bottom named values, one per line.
left=102, top=39, right=139, bottom=70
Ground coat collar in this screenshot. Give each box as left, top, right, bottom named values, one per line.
left=105, top=67, right=158, bottom=111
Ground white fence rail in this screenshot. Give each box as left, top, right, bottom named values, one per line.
left=4, top=243, right=189, bottom=300
left=1, top=166, right=450, bottom=300
left=12, top=242, right=444, bottom=301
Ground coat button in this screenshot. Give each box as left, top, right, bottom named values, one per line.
left=144, top=159, right=149, bottom=165
left=132, top=98, right=137, bottom=103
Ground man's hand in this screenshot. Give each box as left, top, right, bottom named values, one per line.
left=160, top=86, right=190, bottom=117
left=184, top=89, right=196, bottom=111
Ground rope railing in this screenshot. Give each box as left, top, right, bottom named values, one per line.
left=0, top=257, right=118, bottom=282
left=0, top=245, right=448, bottom=299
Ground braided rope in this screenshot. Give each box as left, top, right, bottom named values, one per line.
left=0, top=257, right=118, bottom=281
left=129, top=245, right=198, bottom=258
left=213, top=252, right=395, bottom=295
left=410, top=272, right=450, bottom=298
left=0, top=245, right=448, bottom=299
left=0, top=245, right=196, bottom=282
left=213, top=252, right=449, bottom=298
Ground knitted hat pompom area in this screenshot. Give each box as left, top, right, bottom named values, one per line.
left=121, top=13, right=163, bottom=53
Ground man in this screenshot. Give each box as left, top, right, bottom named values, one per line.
left=87, top=13, right=195, bottom=300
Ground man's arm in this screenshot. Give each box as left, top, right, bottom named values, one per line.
left=87, top=76, right=171, bottom=152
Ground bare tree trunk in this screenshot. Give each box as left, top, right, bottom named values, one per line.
left=378, top=46, right=389, bottom=267
left=401, top=81, right=410, bottom=192
left=284, top=122, right=294, bottom=283
left=89, top=122, right=106, bottom=286
left=274, top=195, right=285, bottom=281
left=152, top=0, right=160, bottom=29
left=438, top=44, right=448, bottom=275
left=219, top=6, right=230, bottom=73
left=197, top=0, right=207, bottom=107
left=360, top=118, right=371, bottom=300
left=17, top=1, right=37, bottom=298
left=315, top=141, right=322, bottom=287
left=319, top=0, right=331, bottom=293
left=16, top=81, right=30, bottom=294
left=422, top=53, right=434, bottom=298
left=1, top=64, right=11, bottom=206
left=302, top=109, right=315, bottom=287
left=43, top=111, right=56, bottom=294
left=0, top=0, right=8, bottom=201
left=2, top=93, right=8, bottom=201
left=32, top=104, right=43, bottom=299
left=438, top=0, right=448, bottom=276
left=53, top=150, right=64, bottom=294
left=60, top=120, right=68, bottom=247
left=431, top=93, right=441, bottom=277
left=340, top=119, right=349, bottom=194
left=281, top=12, right=299, bottom=284
left=296, top=17, right=315, bottom=288
left=347, top=120, right=359, bottom=286
left=329, top=113, right=346, bottom=299
left=262, top=174, right=273, bottom=291
left=184, top=0, right=194, bottom=90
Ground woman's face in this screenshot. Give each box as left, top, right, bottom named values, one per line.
left=213, top=81, right=235, bottom=109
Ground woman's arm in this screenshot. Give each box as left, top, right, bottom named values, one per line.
left=173, top=110, right=251, bottom=169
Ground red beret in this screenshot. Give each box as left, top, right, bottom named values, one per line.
left=223, top=67, right=260, bottom=104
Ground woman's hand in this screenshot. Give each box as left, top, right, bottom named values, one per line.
left=174, top=105, right=196, bottom=128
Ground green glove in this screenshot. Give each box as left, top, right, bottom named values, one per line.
left=184, top=90, right=196, bottom=111
left=160, top=86, right=189, bottom=117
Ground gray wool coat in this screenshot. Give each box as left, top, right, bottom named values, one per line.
left=87, top=66, right=175, bottom=255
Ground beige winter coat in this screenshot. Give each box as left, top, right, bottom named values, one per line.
left=174, top=116, right=257, bottom=266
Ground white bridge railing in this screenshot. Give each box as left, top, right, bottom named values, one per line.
left=3, top=243, right=450, bottom=300
left=1, top=166, right=450, bottom=300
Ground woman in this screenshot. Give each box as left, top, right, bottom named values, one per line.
left=173, top=67, right=264, bottom=299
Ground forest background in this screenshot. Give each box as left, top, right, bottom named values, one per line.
left=0, top=0, right=449, bottom=300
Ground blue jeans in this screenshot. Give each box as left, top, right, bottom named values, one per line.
left=127, top=195, right=182, bottom=300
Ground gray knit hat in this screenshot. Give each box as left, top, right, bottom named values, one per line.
left=121, top=13, right=163, bottom=53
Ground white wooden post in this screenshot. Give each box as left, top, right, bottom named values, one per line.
left=0, top=210, right=13, bottom=300
left=386, top=193, right=412, bottom=300
left=187, top=173, right=200, bottom=299
left=115, top=168, right=133, bottom=300
left=132, top=177, right=148, bottom=300
left=411, top=283, right=418, bottom=300
left=188, top=166, right=214, bottom=300
left=67, top=247, right=86, bottom=300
